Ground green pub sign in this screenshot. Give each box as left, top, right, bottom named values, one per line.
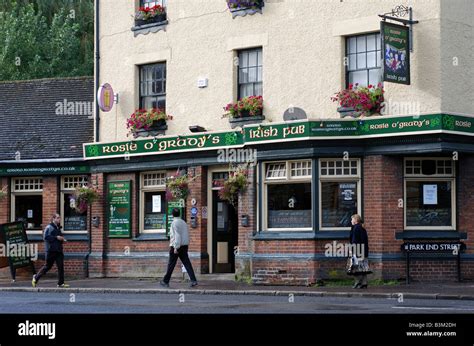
left=0, top=222, right=32, bottom=269
left=382, top=21, right=410, bottom=85
left=108, top=181, right=132, bottom=238
left=166, top=199, right=185, bottom=237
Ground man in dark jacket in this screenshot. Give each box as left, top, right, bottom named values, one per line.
left=32, top=213, right=69, bottom=288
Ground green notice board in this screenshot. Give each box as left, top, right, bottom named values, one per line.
left=108, top=181, right=132, bottom=238
left=0, top=222, right=32, bottom=269
left=166, top=199, right=185, bottom=237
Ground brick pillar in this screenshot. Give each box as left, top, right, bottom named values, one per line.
left=186, top=166, right=208, bottom=273
left=89, top=173, right=106, bottom=277
left=363, top=156, right=404, bottom=279
left=42, top=177, right=58, bottom=229
left=458, top=154, right=474, bottom=279
left=236, top=164, right=256, bottom=279
left=0, top=177, right=9, bottom=224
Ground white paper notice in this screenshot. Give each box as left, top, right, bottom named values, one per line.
left=152, top=195, right=161, bottom=213
left=423, top=185, right=438, bottom=205
left=27, top=210, right=33, bottom=218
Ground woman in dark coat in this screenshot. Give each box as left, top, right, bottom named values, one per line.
left=348, top=214, right=371, bottom=288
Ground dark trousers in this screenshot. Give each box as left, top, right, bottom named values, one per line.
left=34, top=251, right=64, bottom=285
left=163, top=246, right=197, bottom=283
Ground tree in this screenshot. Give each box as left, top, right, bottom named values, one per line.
left=0, top=0, right=93, bottom=81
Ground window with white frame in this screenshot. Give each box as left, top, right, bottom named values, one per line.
left=11, top=178, right=43, bottom=231
left=320, top=159, right=360, bottom=229
left=141, top=172, right=167, bottom=233
left=346, top=33, right=382, bottom=87
left=264, top=160, right=312, bottom=230
left=238, top=48, right=263, bottom=99
left=405, top=158, right=455, bottom=230
left=61, top=176, right=89, bottom=232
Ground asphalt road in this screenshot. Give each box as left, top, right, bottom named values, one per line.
left=0, top=291, right=474, bottom=314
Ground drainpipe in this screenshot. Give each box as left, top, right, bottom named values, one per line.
left=94, top=0, right=100, bottom=142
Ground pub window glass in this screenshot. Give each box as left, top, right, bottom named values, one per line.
left=320, top=159, right=361, bottom=229
left=12, top=178, right=44, bottom=231
left=141, top=172, right=167, bottom=233
left=265, top=160, right=312, bottom=230
left=404, top=158, right=455, bottom=229
left=62, top=176, right=89, bottom=232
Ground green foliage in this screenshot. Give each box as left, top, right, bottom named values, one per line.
left=0, top=0, right=93, bottom=81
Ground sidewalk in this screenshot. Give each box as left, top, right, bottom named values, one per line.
left=1, top=277, right=473, bottom=301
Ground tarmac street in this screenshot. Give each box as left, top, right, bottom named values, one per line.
left=0, top=291, right=474, bottom=314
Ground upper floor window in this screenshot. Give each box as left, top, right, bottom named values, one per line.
left=140, top=0, right=167, bottom=9
left=140, top=63, right=166, bottom=110
left=238, top=48, right=263, bottom=99
left=346, top=33, right=382, bottom=87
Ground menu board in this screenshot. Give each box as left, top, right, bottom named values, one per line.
left=0, top=222, right=32, bottom=269
left=108, top=181, right=132, bottom=238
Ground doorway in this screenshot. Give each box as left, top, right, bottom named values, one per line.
left=211, top=183, right=238, bottom=274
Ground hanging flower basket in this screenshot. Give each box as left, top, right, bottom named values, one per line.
left=331, top=83, right=385, bottom=118
left=70, top=185, right=99, bottom=213
left=214, top=165, right=249, bottom=205
left=166, top=171, right=199, bottom=201
left=0, top=186, right=7, bottom=201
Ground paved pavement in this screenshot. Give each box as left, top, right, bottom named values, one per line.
left=0, top=277, right=473, bottom=301
left=1, top=291, right=474, bottom=313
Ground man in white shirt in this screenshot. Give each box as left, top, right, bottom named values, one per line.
left=160, top=208, right=198, bottom=288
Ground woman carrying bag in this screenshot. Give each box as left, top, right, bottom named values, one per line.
left=347, top=214, right=372, bottom=289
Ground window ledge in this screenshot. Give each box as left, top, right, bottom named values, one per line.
left=131, top=20, right=168, bottom=37
left=27, top=233, right=89, bottom=242
left=253, top=230, right=349, bottom=240
left=133, top=233, right=169, bottom=241
left=395, top=231, right=467, bottom=240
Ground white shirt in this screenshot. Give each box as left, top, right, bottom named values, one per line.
left=169, top=217, right=190, bottom=250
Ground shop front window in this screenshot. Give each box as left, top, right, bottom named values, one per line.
left=405, top=159, right=455, bottom=230
left=62, top=176, right=89, bottom=233
left=141, top=172, right=167, bottom=233
left=320, top=159, right=361, bottom=230
left=264, top=161, right=312, bottom=230
left=11, top=178, right=43, bottom=232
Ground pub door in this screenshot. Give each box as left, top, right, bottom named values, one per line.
left=212, top=191, right=238, bottom=273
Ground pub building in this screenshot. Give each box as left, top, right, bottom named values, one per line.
left=0, top=77, right=94, bottom=279
left=3, top=0, right=474, bottom=285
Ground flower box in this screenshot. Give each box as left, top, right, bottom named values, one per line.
left=229, top=115, right=265, bottom=129
left=127, top=108, right=172, bottom=138
left=227, top=0, right=264, bottom=18
left=135, top=13, right=167, bottom=27
left=331, top=83, right=385, bottom=118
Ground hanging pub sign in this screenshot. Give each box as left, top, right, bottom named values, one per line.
left=382, top=21, right=410, bottom=85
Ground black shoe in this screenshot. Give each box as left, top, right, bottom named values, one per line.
left=352, top=283, right=361, bottom=289
left=189, top=281, right=198, bottom=287
left=159, top=280, right=169, bottom=288
left=359, top=284, right=368, bottom=289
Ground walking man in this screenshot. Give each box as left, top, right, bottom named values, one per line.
left=32, top=213, right=69, bottom=288
left=160, top=208, right=198, bottom=288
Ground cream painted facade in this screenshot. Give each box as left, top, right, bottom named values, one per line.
left=96, top=0, right=473, bottom=143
